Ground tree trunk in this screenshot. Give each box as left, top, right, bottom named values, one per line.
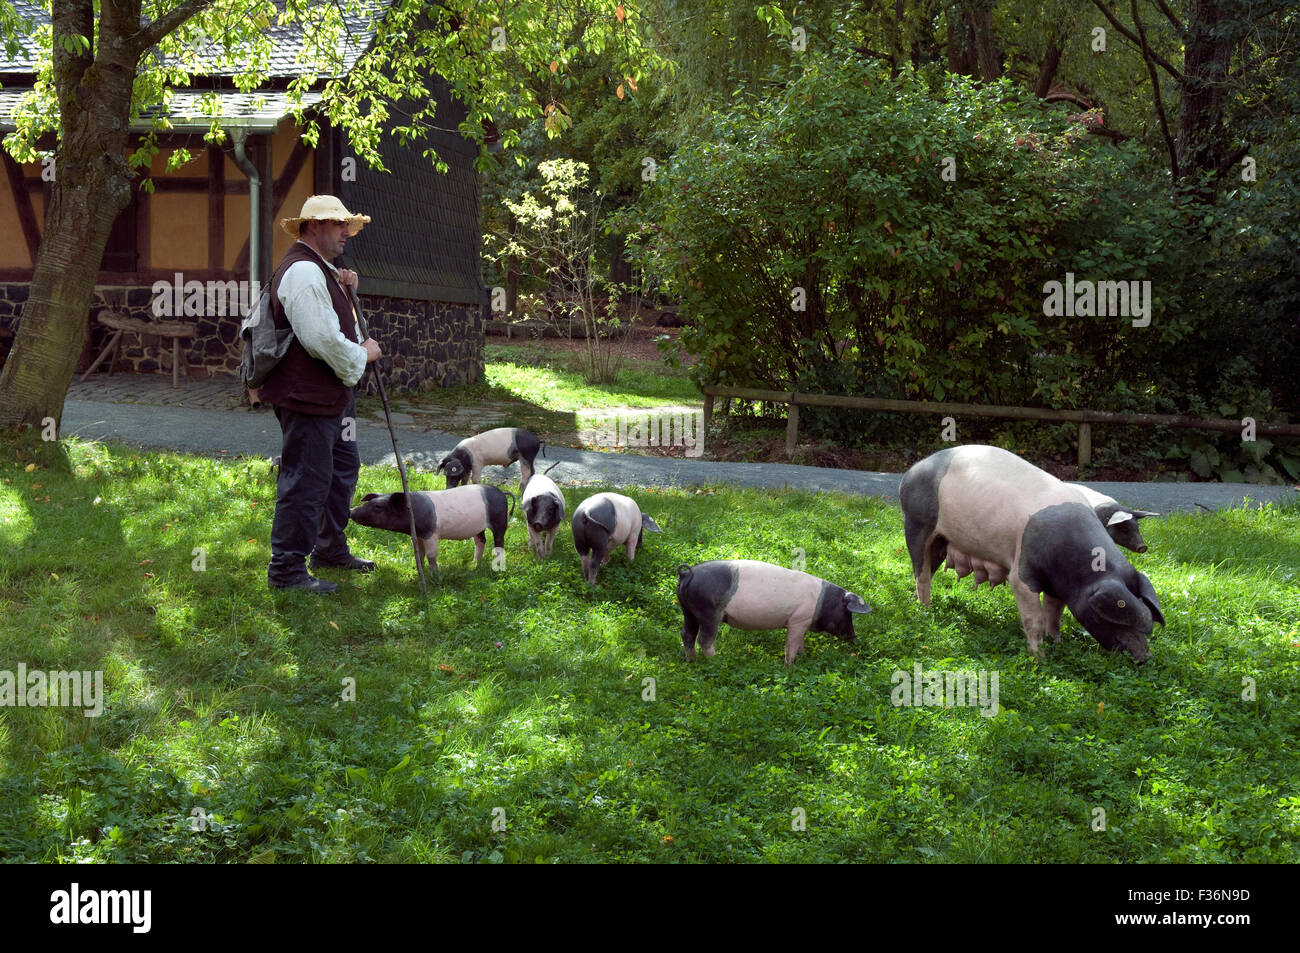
left=1034, top=37, right=1063, bottom=98
left=946, top=2, right=1000, bottom=80
left=1177, top=0, right=1234, bottom=198
left=968, top=5, right=1001, bottom=81
left=0, top=0, right=139, bottom=430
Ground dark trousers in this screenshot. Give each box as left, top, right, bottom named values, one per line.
left=268, top=393, right=360, bottom=583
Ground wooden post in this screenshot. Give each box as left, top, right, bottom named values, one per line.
left=786, top=402, right=799, bottom=456
left=701, top=391, right=714, bottom=439
left=1077, top=422, right=1092, bottom=467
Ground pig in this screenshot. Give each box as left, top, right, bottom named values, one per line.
left=349, top=484, right=514, bottom=573
left=676, top=560, right=872, bottom=665
left=438, top=428, right=544, bottom=489
left=520, top=472, right=565, bottom=558
left=1067, top=483, right=1159, bottom=553
left=900, top=445, right=1164, bottom=663
left=571, top=492, right=661, bottom=585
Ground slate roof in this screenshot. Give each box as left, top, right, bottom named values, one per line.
left=0, top=87, right=324, bottom=131
left=0, top=0, right=386, bottom=128
left=0, top=0, right=389, bottom=78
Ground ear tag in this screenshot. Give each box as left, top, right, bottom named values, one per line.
left=1117, top=599, right=1126, bottom=608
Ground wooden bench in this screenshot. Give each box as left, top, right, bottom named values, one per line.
left=80, top=310, right=197, bottom=388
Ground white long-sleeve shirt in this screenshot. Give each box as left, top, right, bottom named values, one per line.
left=277, top=241, right=368, bottom=387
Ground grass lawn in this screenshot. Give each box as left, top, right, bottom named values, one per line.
left=1, top=434, right=1298, bottom=862
left=356, top=342, right=700, bottom=446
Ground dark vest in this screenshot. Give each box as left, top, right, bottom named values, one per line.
left=259, top=241, right=359, bottom=416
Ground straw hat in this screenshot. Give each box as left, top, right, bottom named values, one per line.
left=279, top=195, right=371, bottom=237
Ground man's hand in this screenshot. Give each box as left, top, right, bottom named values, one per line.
left=363, top=338, right=382, bottom=363
left=338, top=268, right=359, bottom=291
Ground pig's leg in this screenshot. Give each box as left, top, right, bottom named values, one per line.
left=471, top=462, right=483, bottom=485
left=489, top=522, right=506, bottom=564
left=527, top=524, right=541, bottom=557
left=423, top=535, right=440, bottom=574
left=902, top=512, right=934, bottom=604
left=783, top=623, right=809, bottom=666
left=1010, top=577, right=1047, bottom=658
left=681, top=609, right=700, bottom=661
left=697, top=614, right=721, bottom=657
left=583, top=543, right=605, bottom=585
left=519, top=458, right=534, bottom=488
left=1043, top=594, right=1065, bottom=643
left=473, top=532, right=486, bottom=567
left=543, top=528, right=556, bottom=558
left=626, top=527, right=639, bottom=562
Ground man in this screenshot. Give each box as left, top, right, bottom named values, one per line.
left=259, top=195, right=383, bottom=593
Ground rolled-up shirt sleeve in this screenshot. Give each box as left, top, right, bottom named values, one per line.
left=278, top=260, right=368, bottom=387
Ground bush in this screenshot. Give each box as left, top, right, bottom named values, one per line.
left=623, top=49, right=1298, bottom=476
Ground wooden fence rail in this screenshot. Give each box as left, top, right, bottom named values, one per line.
left=698, top=385, right=1300, bottom=466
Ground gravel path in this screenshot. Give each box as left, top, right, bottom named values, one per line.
left=60, top=399, right=1297, bottom=513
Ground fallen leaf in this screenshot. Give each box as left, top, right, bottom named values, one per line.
left=329, top=621, right=339, bottom=630
left=24, top=463, right=34, bottom=472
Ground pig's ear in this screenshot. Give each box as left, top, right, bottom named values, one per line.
left=360, top=493, right=380, bottom=502
left=1136, top=573, right=1164, bottom=626
left=641, top=514, right=662, bottom=533
left=436, top=457, right=449, bottom=472
left=843, top=592, right=873, bottom=614
left=1131, top=508, right=1160, bottom=520
left=1107, top=510, right=1134, bottom=526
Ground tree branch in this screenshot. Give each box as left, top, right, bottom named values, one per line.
left=1131, top=0, right=1179, bottom=182
left=1089, top=0, right=1185, bottom=83
left=1152, top=0, right=1185, bottom=35
left=1215, top=143, right=1251, bottom=180
left=128, top=0, right=213, bottom=59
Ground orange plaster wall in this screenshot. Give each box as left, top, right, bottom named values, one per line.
left=148, top=148, right=209, bottom=270
left=0, top=161, right=43, bottom=268
left=271, top=119, right=316, bottom=263
left=150, top=193, right=209, bottom=270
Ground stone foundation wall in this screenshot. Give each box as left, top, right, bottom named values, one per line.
left=0, top=283, right=484, bottom=391
left=356, top=294, right=485, bottom=394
